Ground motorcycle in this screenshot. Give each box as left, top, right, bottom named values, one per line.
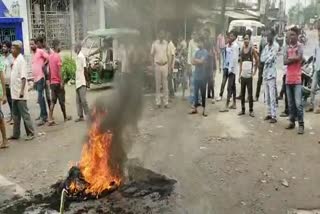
left=301, top=56, right=315, bottom=101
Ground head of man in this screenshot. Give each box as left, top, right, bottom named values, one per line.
left=2, top=41, right=11, bottom=55
left=30, top=39, right=37, bottom=52
left=203, top=28, right=210, bottom=39
left=159, top=30, right=165, bottom=42
left=11, top=40, right=22, bottom=58
left=229, top=30, right=237, bottom=44
left=267, top=31, right=274, bottom=45
left=52, top=39, right=61, bottom=53
left=37, top=36, right=46, bottom=49
left=197, top=37, right=205, bottom=49
left=290, top=27, right=299, bottom=45
left=243, top=33, right=250, bottom=47
left=245, top=29, right=252, bottom=40
left=74, top=42, right=82, bottom=54
left=285, top=31, right=291, bottom=45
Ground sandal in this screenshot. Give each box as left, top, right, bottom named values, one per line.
left=189, top=109, right=198, bottom=114
left=64, top=116, right=72, bottom=122
left=48, top=121, right=57, bottom=126
left=0, top=143, right=9, bottom=149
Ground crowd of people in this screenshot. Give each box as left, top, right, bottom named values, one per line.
left=0, top=38, right=89, bottom=149
left=150, top=25, right=320, bottom=135
left=0, top=24, right=319, bottom=149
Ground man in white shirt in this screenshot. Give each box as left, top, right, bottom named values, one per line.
left=151, top=30, right=170, bottom=108
left=2, top=41, right=14, bottom=123
left=220, top=30, right=240, bottom=112
left=74, top=43, right=89, bottom=122
left=9, top=40, right=34, bottom=141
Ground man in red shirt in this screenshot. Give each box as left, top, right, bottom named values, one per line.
left=48, top=39, right=71, bottom=125
left=31, top=38, right=49, bottom=126
left=284, top=27, right=304, bottom=135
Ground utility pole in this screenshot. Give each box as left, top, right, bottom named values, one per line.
left=220, top=0, right=227, bottom=33
left=98, top=0, right=106, bottom=29
left=70, top=0, right=75, bottom=46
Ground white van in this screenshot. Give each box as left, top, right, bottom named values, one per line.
left=228, top=20, right=265, bottom=51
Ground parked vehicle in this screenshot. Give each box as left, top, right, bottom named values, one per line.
left=228, top=20, right=265, bottom=51
left=81, top=28, right=140, bottom=87
left=301, top=56, right=315, bottom=101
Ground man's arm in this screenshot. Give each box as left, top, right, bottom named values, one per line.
left=0, top=62, right=6, bottom=103
left=289, top=44, right=303, bottom=62
left=41, top=49, right=49, bottom=65
left=20, top=59, right=28, bottom=98
left=58, top=55, right=64, bottom=87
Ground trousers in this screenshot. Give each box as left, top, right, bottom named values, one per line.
left=240, top=77, right=253, bottom=112
left=265, top=78, right=277, bottom=118
left=155, top=64, right=169, bottom=106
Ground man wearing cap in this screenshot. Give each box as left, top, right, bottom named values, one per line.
left=9, top=41, right=34, bottom=141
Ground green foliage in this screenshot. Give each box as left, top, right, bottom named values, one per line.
left=289, top=2, right=320, bottom=25
left=62, top=56, right=76, bottom=82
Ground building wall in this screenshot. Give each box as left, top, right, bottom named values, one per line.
left=2, top=0, right=30, bottom=54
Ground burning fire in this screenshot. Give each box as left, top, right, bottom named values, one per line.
left=68, top=109, right=121, bottom=197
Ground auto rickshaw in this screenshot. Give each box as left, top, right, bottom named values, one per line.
left=81, top=28, right=140, bottom=87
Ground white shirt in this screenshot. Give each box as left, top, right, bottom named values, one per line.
left=117, top=45, right=128, bottom=73
left=3, top=54, right=13, bottom=85
left=10, top=54, right=28, bottom=100
left=75, top=51, right=87, bottom=89
left=224, top=41, right=239, bottom=74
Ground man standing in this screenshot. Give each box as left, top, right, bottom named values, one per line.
left=217, top=31, right=226, bottom=73
left=189, top=38, right=208, bottom=117
left=284, top=27, right=304, bottom=134
left=37, top=37, right=52, bottom=109
left=31, top=38, right=49, bottom=126
left=74, top=43, right=89, bottom=122
left=0, top=52, right=8, bottom=148
left=220, top=30, right=239, bottom=112
left=238, top=33, right=259, bottom=117
left=167, top=33, right=176, bottom=99
left=203, top=28, right=217, bottom=103
left=9, top=41, right=34, bottom=141
left=187, top=32, right=199, bottom=106
left=255, top=27, right=268, bottom=101
left=48, top=39, right=72, bottom=125
left=307, top=26, right=320, bottom=113
left=2, top=41, right=14, bottom=123
left=261, top=30, right=279, bottom=124
left=151, top=30, right=170, bottom=108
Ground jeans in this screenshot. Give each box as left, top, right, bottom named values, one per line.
left=256, top=63, right=265, bottom=99
left=281, top=75, right=289, bottom=114
left=286, top=84, right=304, bottom=124
left=76, top=86, right=89, bottom=118
left=240, top=77, right=253, bottom=113
left=265, top=78, right=277, bottom=118
left=189, top=71, right=201, bottom=105
left=226, top=72, right=236, bottom=105
left=35, top=78, right=48, bottom=121
left=194, top=79, right=206, bottom=108
left=12, top=100, right=34, bottom=138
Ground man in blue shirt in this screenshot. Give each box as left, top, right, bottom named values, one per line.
left=190, top=38, right=209, bottom=117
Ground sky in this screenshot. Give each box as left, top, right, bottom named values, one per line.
left=286, top=0, right=312, bottom=12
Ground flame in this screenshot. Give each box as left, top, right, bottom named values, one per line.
left=71, top=109, right=121, bottom=196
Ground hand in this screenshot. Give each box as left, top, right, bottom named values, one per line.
left=19, top=90, right=24, bottom=99
left=2, top=96, right=7, bottom=105
left=238, top=77, right=241, bottom=84
left=60, top=83, right=64, bottom=90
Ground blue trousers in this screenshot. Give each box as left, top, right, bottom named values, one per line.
left=35, top=78, right=48, bottom=121
left=286, top=84, right=304, bottom=124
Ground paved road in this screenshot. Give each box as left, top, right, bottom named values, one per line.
left=0, top=30, right=319, bottom=213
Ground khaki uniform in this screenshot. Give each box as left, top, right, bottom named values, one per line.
left=151, top=40, right=170, bottom=106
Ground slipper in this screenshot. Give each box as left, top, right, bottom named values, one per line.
left=219, top=109, right=229, bottom=113
left=189, top=110, right=198, bottom=115
left=202, top=113, right=208, bottom=117
left=48, top=121, right=57, bottom=126
left=0, top=144, right=9, bottom=149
